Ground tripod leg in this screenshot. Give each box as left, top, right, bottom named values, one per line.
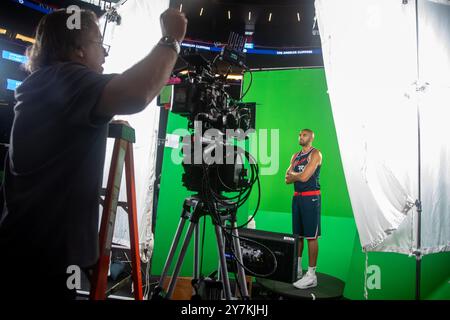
left=166, top=221, right=197, bottom=299
left=194, top=222, right=200, bottom=280
left=217, top=222, right=227, bottom=299
left=157, top=212, right=188, bottom=291
left=214, top=225, right=232, bottom=300
left=216, top=257, right=221, bottom=285
left=231, top=225, right=249, bottom=298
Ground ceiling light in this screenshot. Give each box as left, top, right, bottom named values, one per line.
left=15, top=34, right=35, bottom=44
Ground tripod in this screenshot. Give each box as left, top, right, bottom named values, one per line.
left=151, top=194, right=249, bottom=300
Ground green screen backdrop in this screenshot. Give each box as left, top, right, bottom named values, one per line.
left=151, top=68, right=450, bottom=299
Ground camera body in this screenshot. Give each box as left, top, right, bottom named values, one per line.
left=171, top=52, right=253, bottom=134
left=170, top=47, right=255, bottom=193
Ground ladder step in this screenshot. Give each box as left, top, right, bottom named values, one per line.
left=108, top=123, right=135, bottom=143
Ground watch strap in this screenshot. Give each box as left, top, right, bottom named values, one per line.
left=158, top=36, right=180, bottom=54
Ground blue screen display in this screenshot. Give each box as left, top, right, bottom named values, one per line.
left=181, top=41, right=321, bottom=56
left=10, top=0, right=52, bottom=14
left=2, top=50, right=28, bottom=64
left=6, top=79, right=23, bottom=91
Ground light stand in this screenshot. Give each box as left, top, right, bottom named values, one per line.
left=413, top=0, right=422, bottom=301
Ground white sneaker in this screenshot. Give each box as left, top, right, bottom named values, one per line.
left=293, top=272, right=317, bottom=289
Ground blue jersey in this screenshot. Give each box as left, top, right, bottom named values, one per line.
left=292, top=148, right=321, bottom=192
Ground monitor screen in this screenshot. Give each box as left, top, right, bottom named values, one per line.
left=225, top=228, right=298, bottom=283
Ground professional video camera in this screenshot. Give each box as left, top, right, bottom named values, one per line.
left=153, top=34, right=265, bottom=301
left=171, top=33, right=257, bottom=194
left=171, top=53, right=252, bottom=133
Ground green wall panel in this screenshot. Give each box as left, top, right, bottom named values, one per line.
left=244, top=68, right=353, bottom=218
left=344, top=233, right=450, bottom=300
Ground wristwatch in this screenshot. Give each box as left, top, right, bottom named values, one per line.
left=158, top=36, right=180, bottom=54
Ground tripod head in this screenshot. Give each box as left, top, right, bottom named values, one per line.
left=182, top=194, right=239, bottom=227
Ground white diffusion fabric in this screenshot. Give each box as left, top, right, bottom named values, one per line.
left=315, top=0, right=419, bottom=253
left=316, top=0, right=450, bottom=254
left=99, top=0, right=169, bottom=258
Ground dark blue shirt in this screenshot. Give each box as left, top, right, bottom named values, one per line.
left=292, top=148, right=321, bottom=192
left=0, top=62, right=115, bottom=271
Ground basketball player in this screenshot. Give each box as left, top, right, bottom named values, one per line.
left=285, top=129, right=322, bottom=289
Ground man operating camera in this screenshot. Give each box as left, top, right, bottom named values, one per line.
left=0, top=7, right=187, bottom=299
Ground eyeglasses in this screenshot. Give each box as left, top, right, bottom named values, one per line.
left=90, top=40, right=111, bottom=55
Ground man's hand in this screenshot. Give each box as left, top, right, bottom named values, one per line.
left=285, top=170, right=299, bottom=184
left=160, top=8, right=188, bottom=42
left=95, top=8, right=188, bottom=118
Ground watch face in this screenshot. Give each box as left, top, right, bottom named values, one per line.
left=160, top=36, right=180, bottom=54
left=163, top=36, right=174, bottom=43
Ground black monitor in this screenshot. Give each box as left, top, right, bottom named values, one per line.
left=225, top=228, right=298, bottom=283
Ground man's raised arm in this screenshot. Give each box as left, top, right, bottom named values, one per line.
left=95, top=8, right=187, bottom=117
